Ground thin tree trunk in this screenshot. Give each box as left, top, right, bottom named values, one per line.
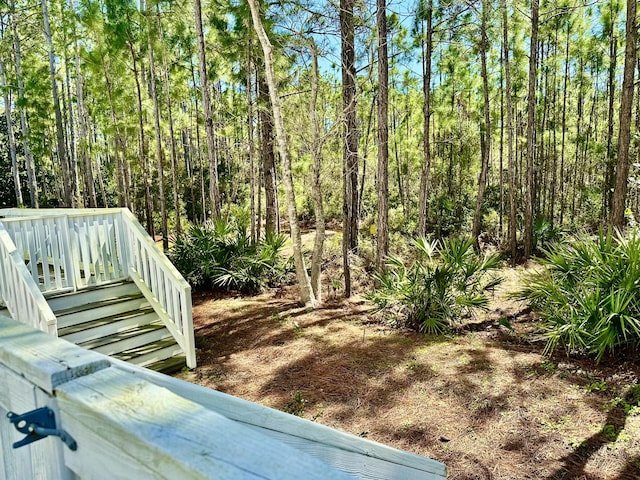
left=42, top=0, right=73, bottom=207
left=559, top=23, right=570, bottom=226
left=524, top=0, right=539, bottom=259
left=258, top=75, right=279, bottom=234
left=376, top=0, right=389, bottom=272
left=190, top=59, right=207, bottom=222
left=247, top=41, right=256, bottom=243
left=147, top=19, right=168, bottom=249
left=610, top=0, right=637, bottom=228
left=247, top=0, right=316, bottom=307
left=0, top=58, right=23, bottom=206
left=129, top=39, right=154, bottom=235
left=9, top=0, right=37, bottom=207
left=104, top=66, right=129, bottom=209
left=194, top=0, right=220, bottom=218
left=309, top=40, right=325, bottom=303
left=605, top=10, right=618, bottom=218
left=70, top=0, right=96, bottom=208
left=472, top=0, right=491, bottom=248
left=157, top=11, right=181, bottom=235
left=502, top=0, right=516, bottom=262
left=418, top=0, right=433, bottom=236
left=341, top=0, right=358, bottom=295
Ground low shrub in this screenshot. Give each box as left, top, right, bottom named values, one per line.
left=169, top=218, right=290, bottom=293
left=513, top=230, right=640, bottom=360
left=368, top=237, right=502, bottom=334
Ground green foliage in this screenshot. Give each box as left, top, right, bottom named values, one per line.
left=368, top=237, right=503, bottom=334
left=169, top=217, right=290, bottom=293
left=283, top=391, right=307, bottom=417
left=514, top=230, right=640, bottom=360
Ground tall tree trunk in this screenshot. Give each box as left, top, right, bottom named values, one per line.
left=129, top=40, right=154, bottom=235
left=418, top=0, right=433, bottom=236
left=194, top=0, right=220, bottom=218
left=472, top=0, right=491, bottom=248
left=559, top=23, right=570, bottom=226
left=376, top=0, right=389, bottom=272
left=42, top=0, right=73, bottom=207
left=524, top=0, right=539, bottom=259
left=247, top=41, right=257, bottom=243
left=502, top=0, right=516, bottom=262
left=70, top=0, right=96, bottom=208
left=610, top=0, right=637, bottom=228
left=104, top=66, right=129, bottom=209
left=190, top=58, right=207, bottom=222
left=341, top=0, right=358, bottom=296
left=155, top=8, right=181, bottom=235
left=9, top=0, right=37, bottom=207
left=0, top=58, right=23, bottom=206
left=258, top=75, right=279, bottom=234
left=605, top=8, right=618, bottom=218
left=309, top=40, right=325, bottom=303
left=147, top=19, right=168, bottom=250
left=247, top=0, right=316, bottom=307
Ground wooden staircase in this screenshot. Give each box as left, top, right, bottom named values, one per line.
left=46, top=281, right=186, bottom=372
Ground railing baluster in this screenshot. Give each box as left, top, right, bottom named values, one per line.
left=0, top=220, right=57, bottom=335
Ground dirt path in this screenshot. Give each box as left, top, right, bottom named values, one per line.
left=176, top=266, right=640, bottom=480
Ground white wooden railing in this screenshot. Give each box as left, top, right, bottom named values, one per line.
left=0, top=314, right=447, bottom=480
left=120, top=209, right=196, bottom=368
left=0, top=208, right=196, bottom=368
left=0, top=221, right=57, bottom=335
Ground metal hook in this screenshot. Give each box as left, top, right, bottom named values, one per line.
left=7, top=407, right=77, bottom=451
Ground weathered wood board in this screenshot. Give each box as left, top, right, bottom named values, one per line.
left=112, top=359, right=447, bottom=480
left=57, top=368, right=355, bottom=480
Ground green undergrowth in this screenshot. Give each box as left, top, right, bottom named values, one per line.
left=169, top=217, right=291, bottom=293
left=368, top=237, right=503, bottom=334
left=514, top=230, right=640, bottom=360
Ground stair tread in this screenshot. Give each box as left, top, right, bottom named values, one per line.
left=53, top=293, right=144, bottom=316
left=147, top=355, right=187, bottom=373
left=44, top=281, right=134, bottom=300
left=114, top=337, right=180, bottom=361
left=78, top=322, right=168, bottom=350
left=58, top=307, right=156, bottom=337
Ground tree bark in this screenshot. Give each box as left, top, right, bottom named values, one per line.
left=309, top=40, right=325, bottom=303
left=610, top=0, right=637, bottom=228
left=147, top=17, right=168, bottom=250
left=258, top=75, right=279, bottom=234
left=0, top=57, right=23, bottom=206
left=605, top=8, right=618, bottom=218
left=247, top=40, right=257, bottom=243
left=194, top=0, right=220, bottom=219
left=472, top=0, right=491, bottom=248
left=418, top=0, right=433, bottom=237
left=42, top=0, right=74, bottom=207
left=502, top=0, right=516, bottom=262
left=247, top=0, right=316, bottom=307
left=129, top=39, right=154, bottom=235
left=376, top=0, right=389, bottom=272
left=70, top=0, right=96, bottom=208
left=341, top=0, right=358, bottom=295
left=524, top=0, right=539, bottom=259
left=9, top=0, right=37, bottom=207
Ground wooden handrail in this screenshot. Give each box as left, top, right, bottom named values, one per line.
left=120, top=209, right=196, bottom=368
left=0, top=220, right=57, bottom=334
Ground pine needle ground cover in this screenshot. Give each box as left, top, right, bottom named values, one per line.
left=176, top=267, right=640, bottom=480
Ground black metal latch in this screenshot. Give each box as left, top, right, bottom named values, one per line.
left=7, top=407, right=77, bottom=451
